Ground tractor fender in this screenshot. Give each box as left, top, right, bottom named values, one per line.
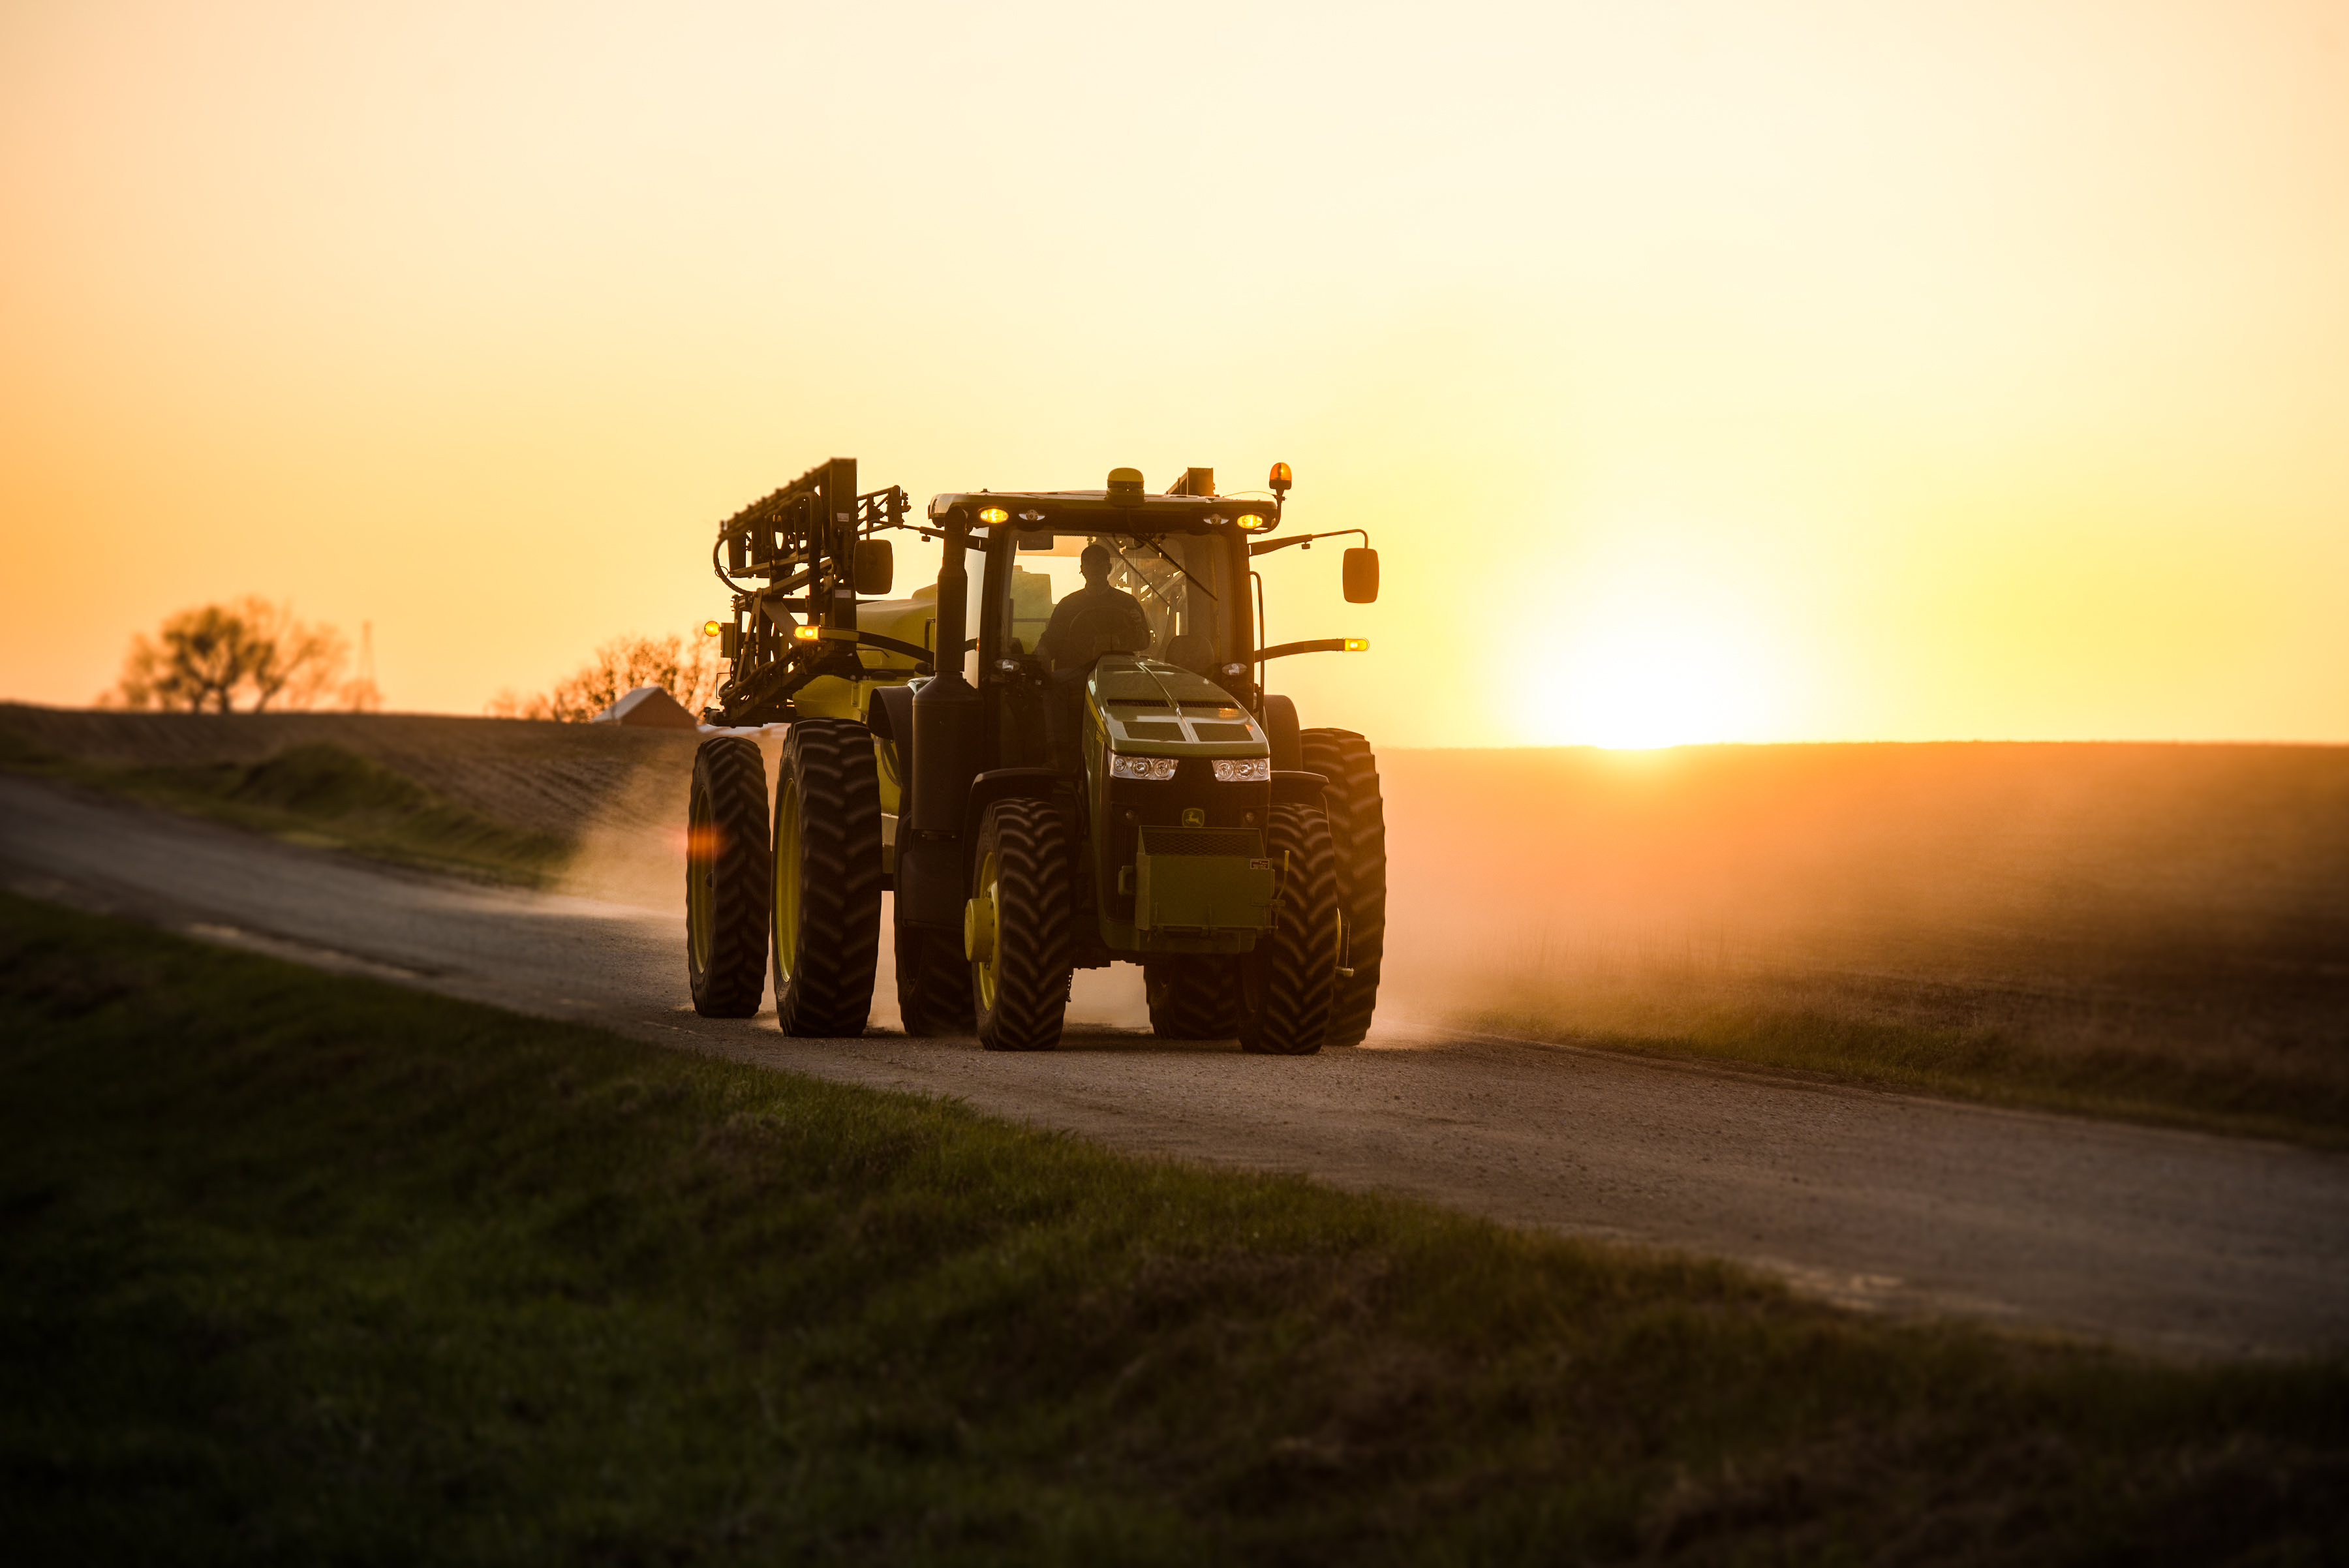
left=866, top=683, right=915, bottom=789
left=897, top=675, right=985, bottom=933
left=1270, top=771, right=1330, bottom=809
left=959, top=769, right=1083, bottom=919
left=865, top=683, right=915, bottom=745
left=1259, top=694, right=1304, bottom=773
left=960, top=768, right=1074, bottom=851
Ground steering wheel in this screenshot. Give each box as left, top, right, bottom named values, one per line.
left=1061, top=602, right=1149, bottom=668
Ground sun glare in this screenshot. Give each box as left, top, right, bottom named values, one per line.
left=1520, top=566, right=1786, bottom=749
left=1581, top=619, right=1758, bottom=748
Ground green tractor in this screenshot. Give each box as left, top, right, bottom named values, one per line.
left=685, top=458, right=1386, bottom=1054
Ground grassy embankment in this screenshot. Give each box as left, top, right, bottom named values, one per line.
left=4, top=891, right=2344, bottom=1564
left=0, top=724, right=565, bottom=885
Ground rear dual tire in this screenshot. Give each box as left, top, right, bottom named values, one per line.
left=771, top=720, right=885, bottom=1037
left=1236, top=803, right=1342, bottom=1056
left=1146, top=955, right=1240, bottom=1041
left=1301, top=729, right=1386, bottom=1047
left=896, top=924, right=976, bottom=1036
left=686, top=735, right=771, bottom=1018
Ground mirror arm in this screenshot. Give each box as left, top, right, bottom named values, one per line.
left=1254, top=638, right=1351, bottom=662
left=1249, top=528, right=1369, bottom=557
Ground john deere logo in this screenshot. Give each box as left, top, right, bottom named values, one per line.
left=1181, top=807, right=1206, bottom=827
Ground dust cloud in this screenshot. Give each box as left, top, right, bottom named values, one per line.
left=553, top=728, right=743, bottom=913
left=1372, top=743, right=2349, bottom=1069
left=555, top=733, right=2349, bottom=1056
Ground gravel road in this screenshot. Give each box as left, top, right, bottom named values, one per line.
left=5, top=773, right=2344, bottom=1360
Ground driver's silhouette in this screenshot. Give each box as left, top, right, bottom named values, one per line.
left=1036, top=544, right=1152, bottom=671
left=1037, top=544, right=1154, bottom=769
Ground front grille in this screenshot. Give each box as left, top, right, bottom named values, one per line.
left=1122, top=720, right=1184, bottom=740
left=1190, top=722, right=1255, bottom=741
left=1139, top=826, right=1262, bottom=858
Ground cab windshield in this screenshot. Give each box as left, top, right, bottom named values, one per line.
left=1000, top=530, right=1237, bottom=675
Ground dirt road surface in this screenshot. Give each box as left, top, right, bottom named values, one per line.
left=6, top=773, right=2344, bottom=1360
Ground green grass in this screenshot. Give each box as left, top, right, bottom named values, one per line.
left=0, top=726, right=566, bottom=885
left=1447, top=959, right=2349, bottom=1150
left=3, top=893, right=2345, bottom=1564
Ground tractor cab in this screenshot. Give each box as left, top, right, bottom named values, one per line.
left=948, top=514, right=1257, bottom=766
left=931, top=469, right=1263, bottom=685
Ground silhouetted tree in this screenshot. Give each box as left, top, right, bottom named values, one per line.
left=487, top=631, right=720, bottom=722
left=106, top=598, right=363, bottom=713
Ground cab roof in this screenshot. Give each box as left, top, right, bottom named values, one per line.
left=925, top=490, right=1280, bottom=533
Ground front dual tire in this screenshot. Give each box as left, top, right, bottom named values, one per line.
left=967, top=799, right=1073, bottom=1052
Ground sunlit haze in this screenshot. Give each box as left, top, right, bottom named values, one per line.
left=3, top=0, right=2344, bottom=745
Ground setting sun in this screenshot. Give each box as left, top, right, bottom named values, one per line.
left=1571, top=624, right=1766, bottom=752
left=1529, top=591, right=1787, bottom=751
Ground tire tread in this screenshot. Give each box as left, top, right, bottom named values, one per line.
left=687, top=735, right=771, bottom=1018
left=975, top=799, right=1071, bottom=1052
left=896, top=924, right=975, bottom=1036
left=1302, top=728, right=1386, bottom=1046
left=1146, top=955, right=1241, bottom=1040
left=1237, top=803, right=1340, bottom=1056
left=774, top=720, right=885, bottom=1037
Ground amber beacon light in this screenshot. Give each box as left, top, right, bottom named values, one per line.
left=1268, top=461, right=1293, bottom=497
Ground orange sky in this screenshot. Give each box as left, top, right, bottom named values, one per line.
left=3, top=0, right=2344, bottom=746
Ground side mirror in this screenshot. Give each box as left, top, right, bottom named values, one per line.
left=853, top=539, right=894, bottom=596
left=1342, top=547, right=1379, bottom=604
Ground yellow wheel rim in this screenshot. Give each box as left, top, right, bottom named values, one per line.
left=972, top=847, right=1000, bottom=1011
left=773, top=775, right=801, bottom=981
left=687, top=779, right=714, bottom=973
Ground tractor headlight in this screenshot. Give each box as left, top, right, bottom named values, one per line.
left=1109, top=754, right=1179, bottom=781
left=1211, top=758, right=1271, bottom=782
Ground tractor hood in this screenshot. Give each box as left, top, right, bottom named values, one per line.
left=1088, top=656, right=1270, bottom=760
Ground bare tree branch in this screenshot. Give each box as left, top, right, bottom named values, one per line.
left=487, top=631, right=720, bottom=723
left=104, top=598, right=357, bottom=713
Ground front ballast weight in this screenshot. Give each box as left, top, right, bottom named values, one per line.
left=683, top=457, right=1387, bottom=1055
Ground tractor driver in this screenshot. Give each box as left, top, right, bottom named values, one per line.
left=1036, top=542, right=1153, bottom=767
left=1036, top=542, right=1152, bottom=672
